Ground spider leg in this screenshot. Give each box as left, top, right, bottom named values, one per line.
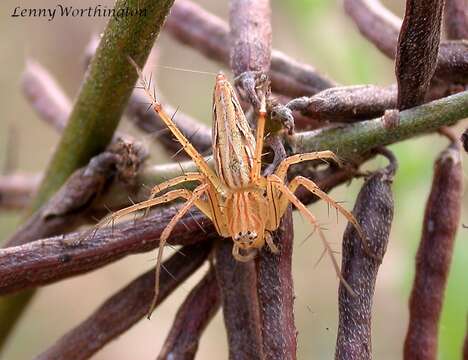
left=144, top=172, right=205, bottom=216
left=265, top=231, right=279, bottom=254
left=286, top=176, right=380, bottom=261
left=148, top=183, right=210, bottom=318
left=232, top=244, right=258, bottom=262
left=274, top=151, right=343, bottom=180
left=268, top=175, right=356, bottom=296
left=252, top=95, right=267, bottom=182
left=129, top=58, right=227, bottom=196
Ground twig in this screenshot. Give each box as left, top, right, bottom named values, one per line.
left=34, top=242, right=211, bottom=360
left=444, top=0, right=468, bottom=40
left=32, top=0, right=175, bottom=209
left=229, top=0, right=272, bottom=107
left=214, top=240, right=264, bottom=360
left=335, top=149, right=396, bottom=360
left=6, top=138, right=147, bottom=247
left=292, top=90, right=468, bottom=162
left=396, top=0, right=444, bottom=110
left=158, top=268, right=220, bottom=360
left=0, top=208, right=213, bottom=295
left=165, top=0, right=336, bottom=98
left=256, top=208, right=296, bottom=360
left=0, top=174, right=40, bottom=210
left=287, top=84, right=397, bottom=122
left=344, top=0, right=468, bottom=83
left=404, top=142, right=463, bottom=360
left=21, top=60, right=71, bottom=132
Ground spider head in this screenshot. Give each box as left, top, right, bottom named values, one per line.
left=233, top=230, right=265, bottom=250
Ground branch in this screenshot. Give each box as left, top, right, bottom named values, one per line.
left=256, top=208, right=296, bottom=359
left=165, top=0, right=336, bottom=98
left=32, top=0, right=175, bottom=209
left=0, top=208, right=213, bottom=295
left=344, top=0, right=468, bottom=83
left=404, top=142, right=463, bottom=360
left=0, top=174, right=40, bottom=211
left=230, top=0, right=272, bottom=107
left=444, top=0, right=468, bottom=40
left=395, top=0, right=444, bottom=109
left=292, top=90, right=468, bottom=162
left=34, top=242, right=211, bottom=360
left=336, top=150, right=396, bottom=359
left=214, top=240, right=264, bottom=360
left=0, top=2, right=175, bottom=343
left=21, top=60, right=71, bottom=132
left=158, top=268, right=220, bottom=359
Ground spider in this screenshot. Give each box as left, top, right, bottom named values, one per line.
left=97, top=59, right=369, bottom=316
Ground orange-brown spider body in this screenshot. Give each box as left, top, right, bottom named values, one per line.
left=99, top=61, right=366, bottom=316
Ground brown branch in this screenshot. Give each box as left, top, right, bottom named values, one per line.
left=229, top=0, right=272, bottom=107
left=344, top=0, right=468, bottom=84
left=214, top=240, right=264, bottom=360
left=0, top=208, right=213, bottom=295
left=335, top=149, right=396, bottom=360
left=256, top=208, right=296, bottom=360
left=404, top=142, right=463, bottom=360
left=0, top=174, right=40, bottom=211
left=287, top=84, right=397, bottom=122
left=34, top=242, right=211, bottom=360
left=396, top=0, right=445, bottom=110
left=165, top=0, right=336, bottom=98
left=444, top=0, right=468, bottom=40
left=6, top=138, right=147, bottom=248
left=158, top=268, right=220, bottom=360
left=0, top=162, right=354, bottom=296
left=21, top=60, right=71, bottom=132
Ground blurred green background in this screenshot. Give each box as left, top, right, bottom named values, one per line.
left=0, top=0, right=466, bottom=359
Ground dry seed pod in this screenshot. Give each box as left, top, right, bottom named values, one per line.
left=335, top=148, right=397, bottom=360
left=404, top=141, right=463, bottom=360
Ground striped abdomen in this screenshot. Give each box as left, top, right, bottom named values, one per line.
left=212, top=73, right=256, bottom=189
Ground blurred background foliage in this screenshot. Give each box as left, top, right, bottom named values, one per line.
left=0, top=0, right=466, bottom=359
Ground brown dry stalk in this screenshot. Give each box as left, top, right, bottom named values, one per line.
left=0, top=174, right=40, bottom=210
left=256, top=207, right=296, bottom=360
left=0, top=208, right=213, bottom=295
left=444, top=0, right=468, bottom=40
left=214, top=240, right=264, bottom=360
left=34, top=242, right=211, bottom=360
left=404, top=141, right=463, bottom=360
left=158, top=268, right=220, bottom=360
left=335, top=149, right=396, bottom=360
left=230, top=0, right=272, bottom=107
left=396, top=0, right=445, bottom=109
left=344, top=0, right=468, bottom=84
left=165, top=0, right=336, bottom=98
left=6, top=139, right=147, bottom=248
left=21, top=60, right=71, bottom=131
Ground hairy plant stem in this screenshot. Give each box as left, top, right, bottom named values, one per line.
left=0, top=0, right=174, bottom=350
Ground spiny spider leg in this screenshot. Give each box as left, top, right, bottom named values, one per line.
left=148, top=183, right=209, bottom=318
left=143, top=172, right=206, bottom=217
left=274, top=151, right=344, bottom=180
left=283, top=176, right=381, bottom=261
left=268, top=174, right=356, bottom=296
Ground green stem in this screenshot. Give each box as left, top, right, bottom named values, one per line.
left=0, top=0, right=174, bottom=351
left=292, top=90, right=468, bottom=160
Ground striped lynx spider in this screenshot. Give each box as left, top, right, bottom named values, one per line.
left=97, top=60, right=367, bottom=315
